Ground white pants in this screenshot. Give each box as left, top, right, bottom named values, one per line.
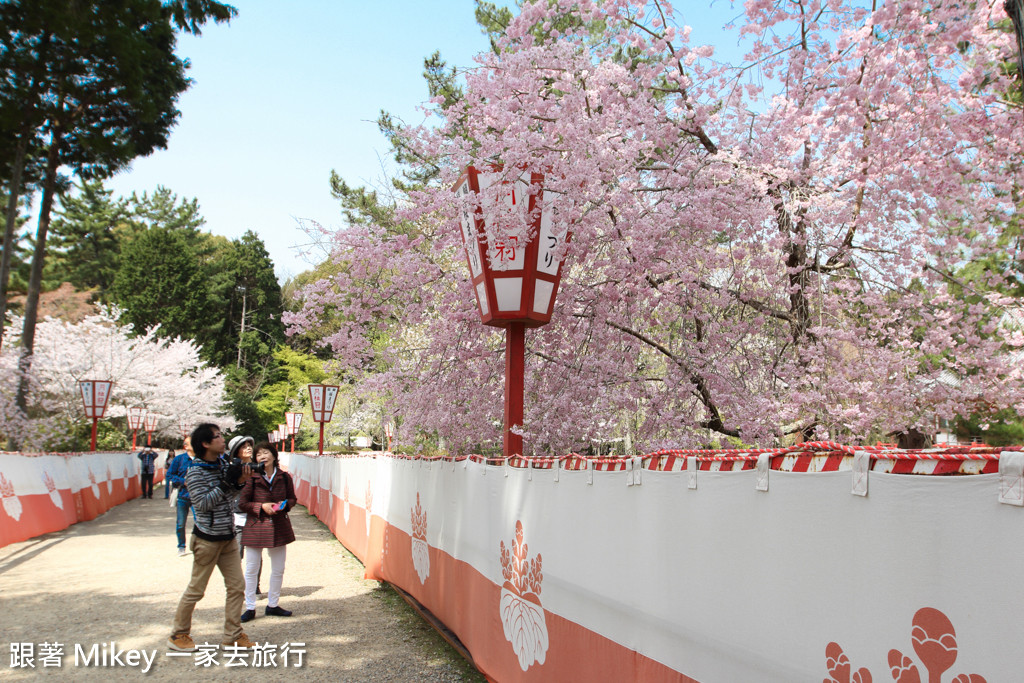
left=244, top=545, right=286, bottom=610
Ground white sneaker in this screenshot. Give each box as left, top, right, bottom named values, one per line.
left=177, top=548, right=187, bottom=557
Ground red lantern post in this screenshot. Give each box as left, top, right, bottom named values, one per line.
left=286, top=411, right=302, bottom=453
left=384, top=421, right=394, bottom=452
left=128, top=406, right=146, bottom=450
left=179, top=419, right=190, bottom=443
left=308, top=384, right=339, bottom=456
left=78, top=380, right=113, bottom=452
left=144, top=413, right=158, bottom=446
left=453, top=166, right=569, bottom=458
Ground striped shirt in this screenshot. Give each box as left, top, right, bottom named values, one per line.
left=185, top=456, right=242, bottom=542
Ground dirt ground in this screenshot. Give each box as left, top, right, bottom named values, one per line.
left=0, top=483, right=485, bottom=682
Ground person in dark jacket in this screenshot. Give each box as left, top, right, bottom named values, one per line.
left=238, top=442, right=297, bottom=622
left=137, top=447, right=158, bottom=499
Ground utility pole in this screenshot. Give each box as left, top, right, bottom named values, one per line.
left=236, top=285, right=247, bottom=368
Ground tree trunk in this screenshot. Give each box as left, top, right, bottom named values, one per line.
left=0, top=136, right=29, bottom=353
left=2, top=32, right=52, bottom=353
left=1008, top=0, right=1024, bottom=117
left=14, top=136, right=62, bottom=426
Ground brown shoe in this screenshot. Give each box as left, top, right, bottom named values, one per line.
left=223, top=632, right=256, bottom=648
left=168, top=633, right=196, bottom=652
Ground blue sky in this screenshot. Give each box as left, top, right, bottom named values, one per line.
left=105, top=1, right=743, bottom=281
left=107, top=1, right=493, bottom=281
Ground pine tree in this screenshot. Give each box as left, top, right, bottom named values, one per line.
left=0, top=0, right=236, bottom=431
left=110, top=227, right=210, bottom=341
left=46, top=180, right=129, bottom=295
left=207, top=230, right=284, bottom=369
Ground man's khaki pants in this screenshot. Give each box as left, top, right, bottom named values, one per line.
left=171, top=535, right=245, bottom=644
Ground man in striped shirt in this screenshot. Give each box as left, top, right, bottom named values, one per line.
left=168, top=423, right=256, bottom=652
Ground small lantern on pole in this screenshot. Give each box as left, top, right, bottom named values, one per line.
left=384, top=421, right=394, bottom=452
left=308, top=384, right=339, bottom=456
left=128, top=406, right=146, bottom=450
left=453, top=166, right=569, bottom=458
left=78, top=379, right=113, bottom=452
left=285, top=411, right=303, bottom=453
left=268, top=431, right=277, bottom=445
left=144, top=413, right=158, bottom=446
left=277, top=423, right=287, bottom=451
left=179, top=419, right=190, bottom=443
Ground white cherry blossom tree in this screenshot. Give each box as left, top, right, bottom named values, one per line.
left=1, top=306, right=234, bottom=451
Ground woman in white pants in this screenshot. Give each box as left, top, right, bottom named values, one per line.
left=237, top=442, right=296, bottom=622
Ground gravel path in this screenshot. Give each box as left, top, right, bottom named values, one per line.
left=0, top=485, right=485, bottom=681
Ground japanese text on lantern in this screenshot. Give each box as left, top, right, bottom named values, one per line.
left=308, top=384, right=338, bottom=422
left=456, top=180, right=483, bottom=277
left=477, top=172, right=527, bottom=272
left=79, top=380, right=112, bottom=418
left=536, top=195, right=565, bottom=276
left=494, top=236, right=519, bottom=263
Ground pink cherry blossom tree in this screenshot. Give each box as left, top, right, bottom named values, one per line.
left=287, top=0, right=1024, bottom=454
left=1, top=306, right=234, bottom=451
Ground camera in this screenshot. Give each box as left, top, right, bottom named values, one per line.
left=233, top=456, right=265, bottom=475
left=221, top=456, right=265, bottom=490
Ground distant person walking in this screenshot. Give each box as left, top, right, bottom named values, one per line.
left=166, top=439, right=196, bottom=556
left=137, top=446, right=158, bottom=499
left=238, top=442, right=297, bottom=623
left=168, top=423, right=255, bottom=652
left=163, top=449, right=176, bottom=499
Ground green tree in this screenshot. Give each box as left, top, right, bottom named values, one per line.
left=208, top=230, right=285, bottom=369
left=1, top=1, right=236, bottom=350
left=0, top=0, right=56, bottom=349
left=0, top=0, right=236, bottom=428
left=211, top=232, right=287, bottom=439
left=46, top=179, right=129, bottom=295
left=223, top=365, right=265, bottom=440
left=0, top=191, right=32, bottom=305
left=957, top=409, right=1024, bottom=447
left=129, top=185, right=205, bottom=236
left=110, top=227, right=210, bottom=339
left=4, top=0, right=190, bottom=419
left=116, top=186, right=227, bottom=348
left=253, top=346, right=327, bottom=434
